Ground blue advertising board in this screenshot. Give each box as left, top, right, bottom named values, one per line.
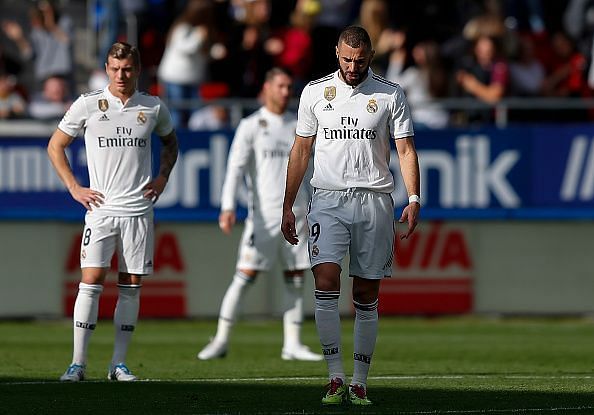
left=0, top=126, right=593, bottom=221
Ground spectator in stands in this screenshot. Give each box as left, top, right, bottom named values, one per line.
left=386, top=39, right=449, bottom=129
left=358, top=0, right=395, bottom=73
left=2, top=0, right=73, bottom=88
left=508, top=35, right=545, bottom=97
left=265, top=0, right=317, bottom=93
left=0, top=22, right=27, bottom=77
left=28, top=75, right=71, bottom=120
left=0, top=72, right=26, bottom=119
left=542, top=30, right=589, bottom=121
left=158, top=0, right=216, bottom=128
left=456, top=35, right=509, bottom=123
left=542, top=31, right=588, bottom=98
left=225, top=0, right=275, bottom=97
left=309, top=0, right=359, bottom=79
left=563, top=0, right=594, bottom=57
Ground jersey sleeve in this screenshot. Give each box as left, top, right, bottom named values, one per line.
left=154, top=99, right=175, bottom=136
left=295, top=84, right=317, bottom=137
left=389, top=85, right=415, bottom=139
left=220, top=118, right=253, bottom=211
left=57, top=95, right=87, bottom=138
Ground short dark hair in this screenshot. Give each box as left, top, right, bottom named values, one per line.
left=338, top=26, right=373, bottom=50
left=264, top=67, right=292, bottom=83
left=106, top=42, right=141, bottom=69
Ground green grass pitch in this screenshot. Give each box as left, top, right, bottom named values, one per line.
left=2, top=317, right=594, bottom=414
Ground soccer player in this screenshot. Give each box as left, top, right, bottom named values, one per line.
left=281, top=26, right=420, bottom=405
left=197, top=68, right=322, bottom=362
left=47, top=42, right=178, bottom=382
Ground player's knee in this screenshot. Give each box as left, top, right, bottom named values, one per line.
left=81, top=267, right=107, bottom=285
left=312, top=263, right=341, bottom=291
left=352, top=279, right=380, bottom=304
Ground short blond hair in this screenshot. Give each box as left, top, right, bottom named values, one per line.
left=106, top=42, right=141, bottom=69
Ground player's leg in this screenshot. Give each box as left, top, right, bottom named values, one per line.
left=198, top=217, right=272, bottom=359
left=107, top=214, right=152, bottom=381
left=346, top=190, right=395, bottom=405
left=314, top=263, right=347, bottom=403
left=197, top=268, right=258, bottom=360
left=108, top=272, right=143, bottom=381
left=279, top=212, right=322, bottom=361
left=349, top=277, right=380, bottom=405
left=308, top=190, right=351, bottom=403
left=280, top=270, right=322, bottom=361
left=61, top=215, right=115, bottom=382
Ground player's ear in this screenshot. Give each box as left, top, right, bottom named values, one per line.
left=335, top=46, right=339, bottom=60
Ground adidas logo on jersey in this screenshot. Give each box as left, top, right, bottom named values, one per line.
left=322, top=103, right=334, bottom=111
left=98, top=114, right=110, bottom=121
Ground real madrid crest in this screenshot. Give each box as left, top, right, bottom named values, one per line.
left=137, top=111, right=147, bottom=125
left=324, top=86, right=336, bottom=101
left=98, top=99, right=109, bottom=112
left=366, top=98, right=378, bottom=114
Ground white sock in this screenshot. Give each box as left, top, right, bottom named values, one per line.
left=282, top=275, right=304, bottom=350
left=213, top=271, right=253, bottom=344
left=72, top=282, right=103, bottom=365
left=351, top=299, right=379, bottom=388
left=111, top=284, right=141, bottom=366
left=315, top=290, right=344, bottom=382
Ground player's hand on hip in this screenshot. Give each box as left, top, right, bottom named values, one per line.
left=281, top=210, right=299, bottom=245
left=398, top=202, right=420, bottom=240
left=143, top=175, right=167, bottom=203
left=70, top=185, right=104, bottom=211
left=219, top=210, right=236, bottom=234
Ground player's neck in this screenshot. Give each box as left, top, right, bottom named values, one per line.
left=265, top=103, right=285, bottom=115
left=108, top=84, right=136, bottom=104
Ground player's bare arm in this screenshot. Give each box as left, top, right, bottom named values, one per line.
left=143, top=130, right=179, bottom=201
left=47, top=128, right=104, bottom=211
left=281, top=134, right=314, bottom=245
left=218, top=210, right=236, bottom=235
left=396, top=136, right=421, bottom=239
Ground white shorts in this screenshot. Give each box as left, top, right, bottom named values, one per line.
left=307, top=189, right=394, bottom=279
left=236, top=211, right=310, bottom=271
left=80, top=211, right=154, bottom=275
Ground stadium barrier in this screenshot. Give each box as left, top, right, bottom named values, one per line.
left=1, top=126, right=594, bottom=317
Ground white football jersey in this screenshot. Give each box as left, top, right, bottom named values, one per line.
left=58, top=86, right=174, bottom=216
left=221, top=107, right=311, bottom=218
left=296, top=69, right=414, bottom=193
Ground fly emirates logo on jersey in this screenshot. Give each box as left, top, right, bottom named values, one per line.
left=322, top=116, right=377, bottom=140
left=98, top=126, right=148, bottom=148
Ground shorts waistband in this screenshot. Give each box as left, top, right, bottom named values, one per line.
left=314, top=187, right=387, bottom=195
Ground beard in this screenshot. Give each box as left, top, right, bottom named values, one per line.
left=339, top=65, right=369, bottom=86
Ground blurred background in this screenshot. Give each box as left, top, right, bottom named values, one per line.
left=1, top=0, right=594, bottom=320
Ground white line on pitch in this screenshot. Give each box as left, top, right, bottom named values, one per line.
left=5, top=374, right=594, bottom=385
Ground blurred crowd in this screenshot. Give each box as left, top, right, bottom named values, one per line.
left=2, top=0, right=594, bottom=129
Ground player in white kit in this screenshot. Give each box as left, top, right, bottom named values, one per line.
left=48, top=42, right=178, bottom=382
left=197, top=68, right=322, bottom=362
left=281, top=27, right=421, bottom=405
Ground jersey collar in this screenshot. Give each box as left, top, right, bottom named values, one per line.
left=260, top=106, right=285, bottom=120
left=103, top=85, right=139, bottom=107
